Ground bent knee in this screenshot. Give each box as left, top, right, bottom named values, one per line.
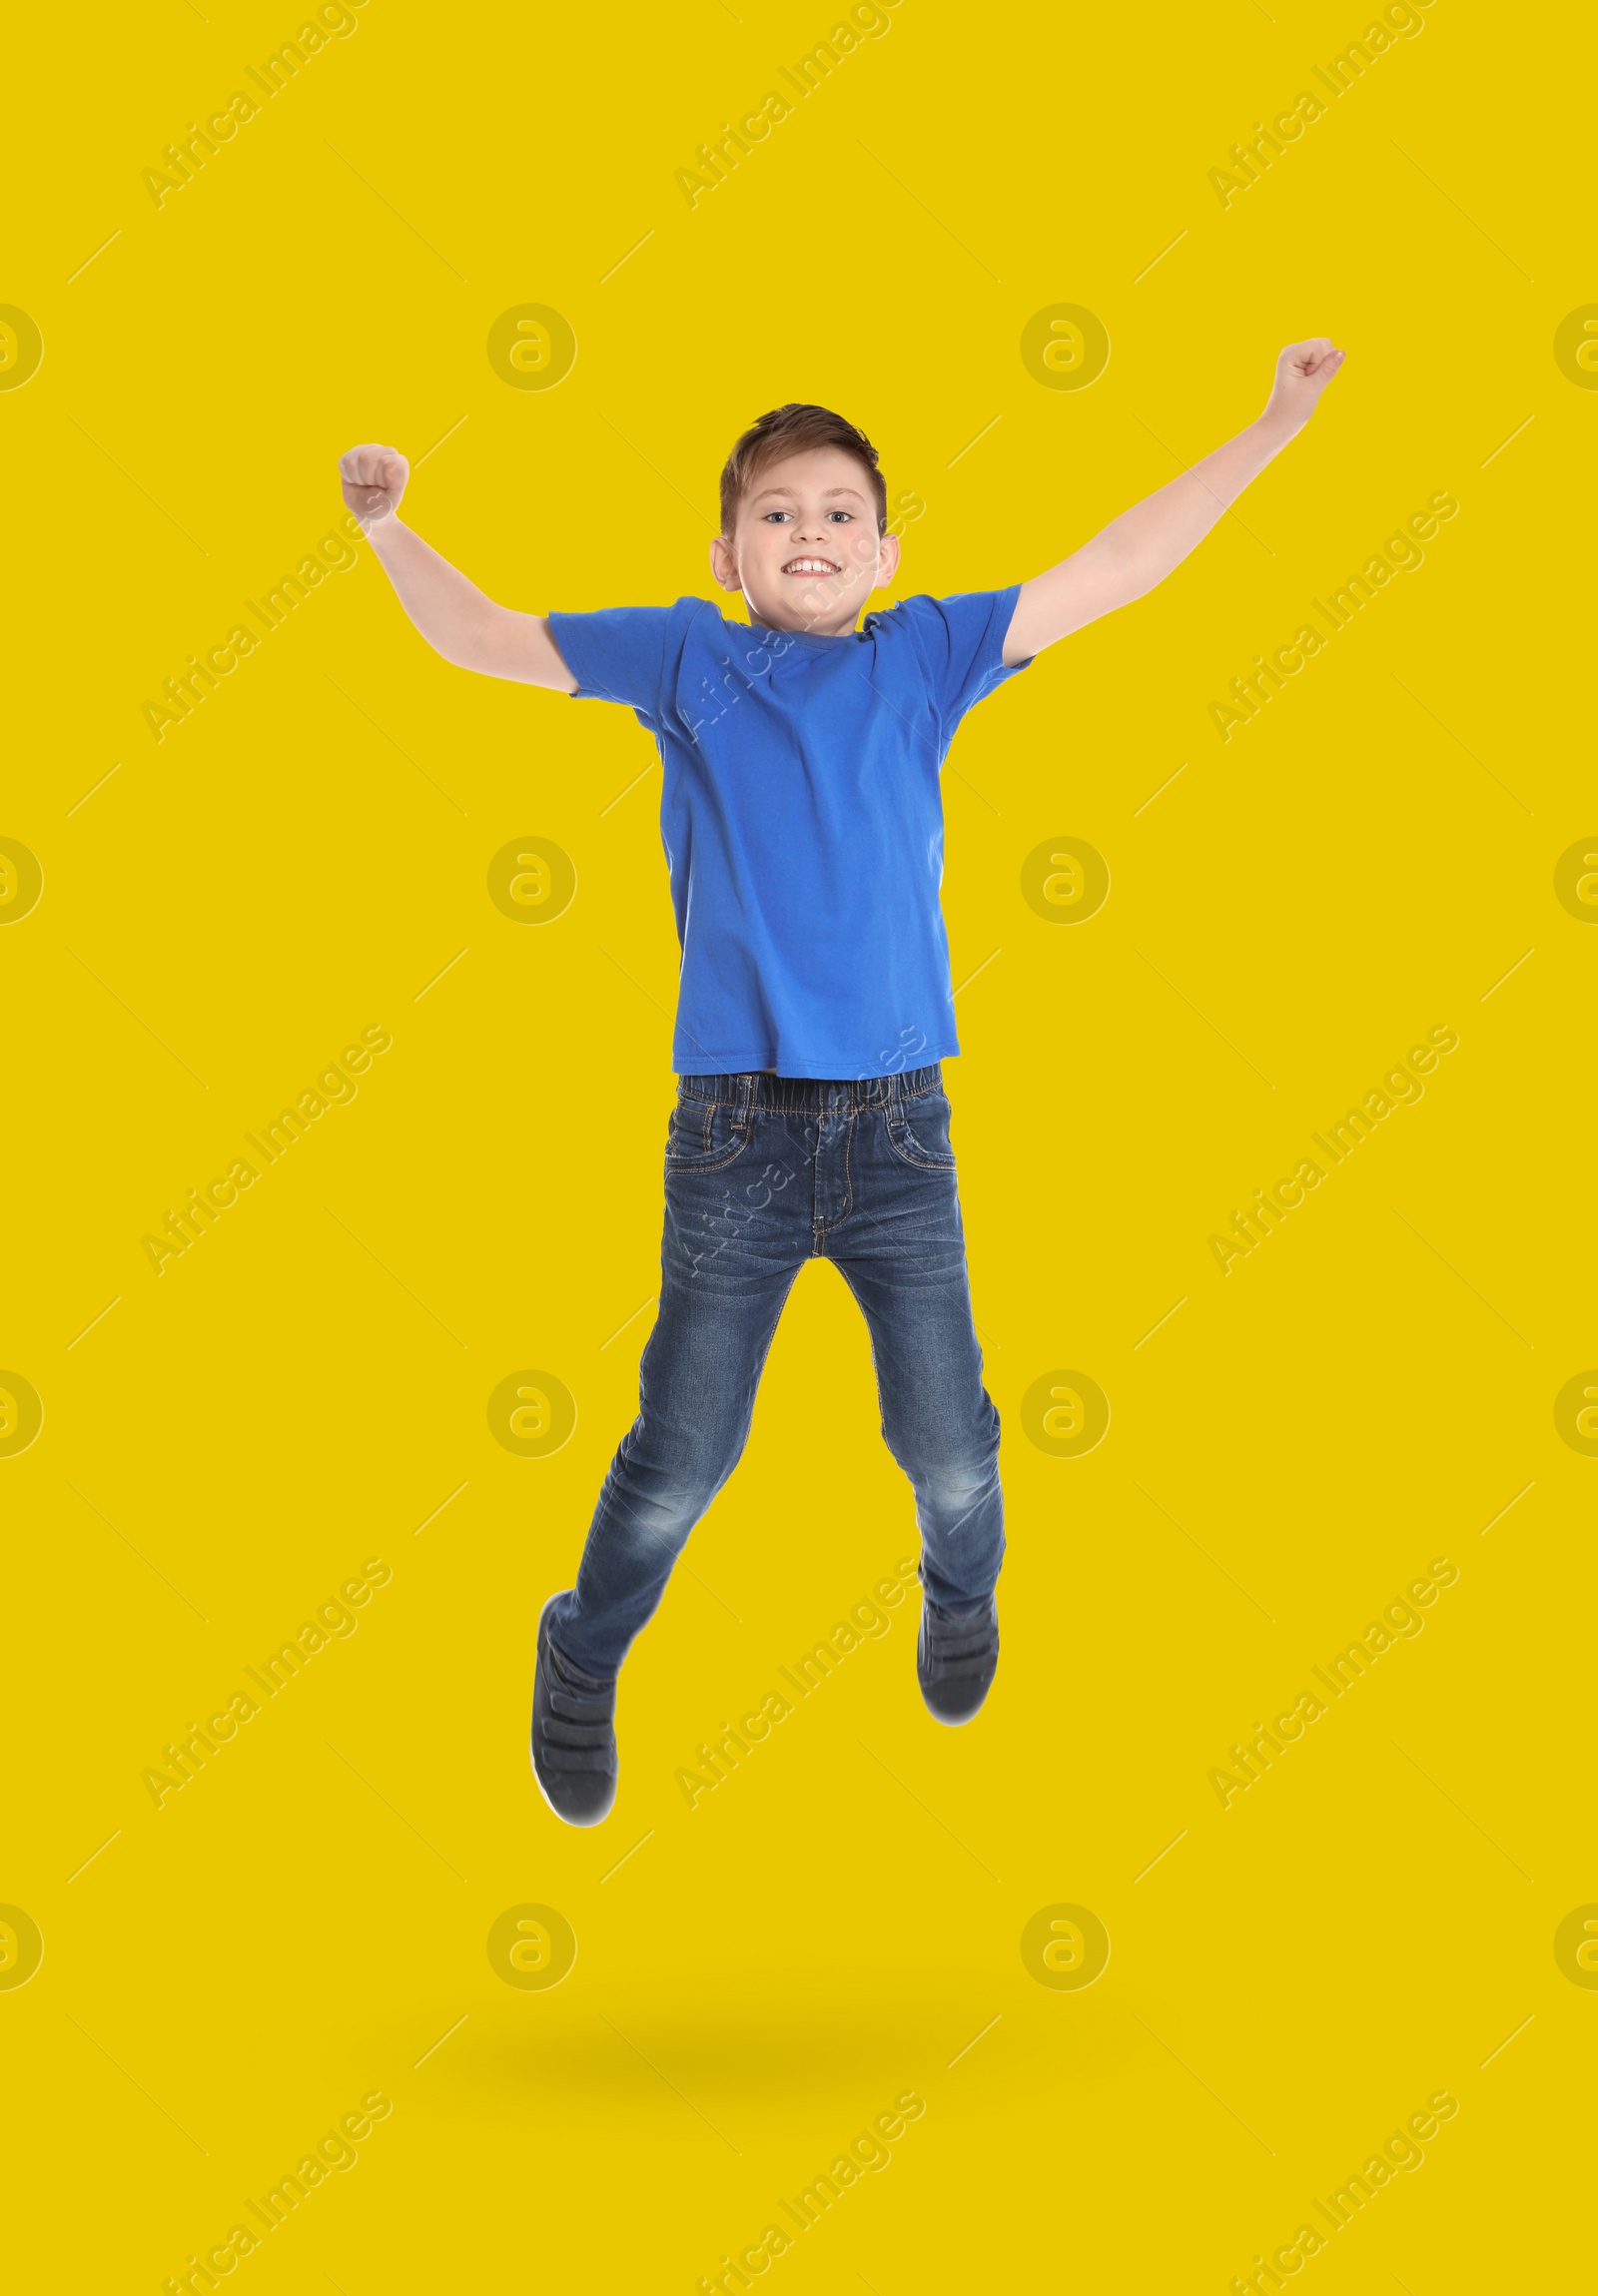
left=608, top=1425, right=748, bottom=1536
left=901, top=1447, right=1000, bottom=1511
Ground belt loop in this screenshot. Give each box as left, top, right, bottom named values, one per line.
left=737, top=1071, right=754, bottom=1130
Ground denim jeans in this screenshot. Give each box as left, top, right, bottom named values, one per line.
left=544, top=1064, right=1004, bottom=1680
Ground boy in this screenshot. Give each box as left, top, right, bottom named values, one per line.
left=340, top=338, right=1342, bottom=1824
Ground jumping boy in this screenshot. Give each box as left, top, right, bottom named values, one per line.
left=340, top=337, right=1342, bottom=1824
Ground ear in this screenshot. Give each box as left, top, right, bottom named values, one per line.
left=871, top=530, right=901, bottom=591
left=709, top=534, right=741, bottom=593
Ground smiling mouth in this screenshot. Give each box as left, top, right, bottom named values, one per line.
left=781, top=556, right=842, bottom=577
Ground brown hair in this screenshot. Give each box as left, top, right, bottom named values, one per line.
left=718, top=402, right=886, bottom=537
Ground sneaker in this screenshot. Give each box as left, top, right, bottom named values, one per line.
left=530, top=1595, right=618, bottom=1826
left=917, top=1594, right=999, bottom=1724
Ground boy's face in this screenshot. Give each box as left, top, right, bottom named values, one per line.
left=710, top=445, right=900, bottom=635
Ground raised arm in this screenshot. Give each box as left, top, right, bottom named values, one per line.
left=1003, top=340, right=1345, bottom=665
left=338, top=444, right=577, bottom=690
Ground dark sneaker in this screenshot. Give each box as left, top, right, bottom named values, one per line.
left=530, top=1596, right=618, bottom=1826
left=917, top=1594, right=999, bottom=1724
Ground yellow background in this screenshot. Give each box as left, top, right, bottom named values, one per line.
left=5, top=0, right=1593, bottom=2286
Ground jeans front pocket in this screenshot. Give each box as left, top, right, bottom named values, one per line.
left=665, top=1092, right=752, bottom=1173
left=884, top=1090, right=957, bottom=1172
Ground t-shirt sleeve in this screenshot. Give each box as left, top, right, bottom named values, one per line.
left=545, top=605, right=674, bottom=728
left=888, top=587, right=1030, bottom=735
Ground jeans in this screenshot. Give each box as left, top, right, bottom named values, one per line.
left=544, top=1064, right=1004, bottom=1680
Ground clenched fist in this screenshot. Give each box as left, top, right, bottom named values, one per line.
left=1262, top=339, right=1345, bottom=433
left=339, top=443, right=408, bottom=523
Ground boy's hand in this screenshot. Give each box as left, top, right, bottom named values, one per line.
left=339, top=443, right=409, bottom=523
left=1262, top=339, right=1344, bottom=434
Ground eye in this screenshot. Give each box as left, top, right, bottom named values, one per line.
left=826, top=510, right=854, bottom=522
left=761, top=510, right=794, bottom=523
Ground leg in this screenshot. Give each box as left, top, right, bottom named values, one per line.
left=826, top=1092, right=1004, bottom=1621
left=545, top=1112, right=808, bottom=1678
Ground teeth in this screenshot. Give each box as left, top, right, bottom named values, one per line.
left=785, top=559, right=838, bottom=574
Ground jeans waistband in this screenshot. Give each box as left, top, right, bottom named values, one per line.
left=675, top=1063, right=944, bottom=1115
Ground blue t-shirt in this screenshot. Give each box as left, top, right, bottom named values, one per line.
left=547, top=589, right=1029, bottom=1078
